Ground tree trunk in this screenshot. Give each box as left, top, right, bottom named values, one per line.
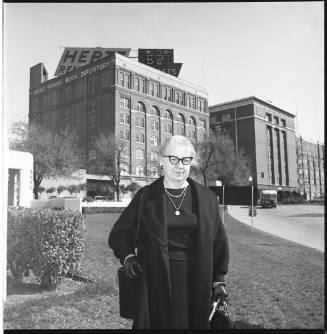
left=202, top=170, right=207, bottom=188
left=33, top=188, right=39, bottom=199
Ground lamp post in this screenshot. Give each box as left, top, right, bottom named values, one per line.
left=248, top=176, right=254, bottom=232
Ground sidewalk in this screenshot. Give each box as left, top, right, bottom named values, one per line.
left=226, top=204, right=324, bottom=252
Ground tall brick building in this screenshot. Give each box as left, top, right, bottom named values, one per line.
left=209, top=96, right=298, bottom=195
left=29, top=51, right=209, bottom=187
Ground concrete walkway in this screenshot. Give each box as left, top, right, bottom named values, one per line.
left=226, top=204, right=324, bottom=252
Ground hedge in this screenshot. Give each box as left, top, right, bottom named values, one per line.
left=7, top=207, right=86, bottom=290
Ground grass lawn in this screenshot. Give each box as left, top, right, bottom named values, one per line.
left=4, top=211, right=324, bottom=329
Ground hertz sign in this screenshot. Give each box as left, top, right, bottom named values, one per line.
left=138, top=49, right=182, bottom=77
left=54, top=47, right=131, bottom=76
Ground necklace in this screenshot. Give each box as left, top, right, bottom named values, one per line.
left=164, top=186, right=188, bottom=215
left=165, top=186, right=187, bottom=198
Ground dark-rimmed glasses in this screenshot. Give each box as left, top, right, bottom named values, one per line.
left=164, top=156, right=193, bottom=165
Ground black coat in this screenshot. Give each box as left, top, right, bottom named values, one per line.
left=108, top=177, right=229, bottom=329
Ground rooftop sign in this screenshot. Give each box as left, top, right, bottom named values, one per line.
left=54, top=47, right=131, bottom=76
left=138, top=49, right=182, bottom=77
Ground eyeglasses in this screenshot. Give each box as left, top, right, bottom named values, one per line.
left=164, top=156, right=193, bottom=165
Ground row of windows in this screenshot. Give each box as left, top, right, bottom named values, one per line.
left=118, top=70, right=206, bottom=112
left=266, top=113, right=286, bottom=127
left=120, top=98, right=206, bottom=127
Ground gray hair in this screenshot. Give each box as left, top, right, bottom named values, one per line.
left=159, top=135, right=197, bottom=159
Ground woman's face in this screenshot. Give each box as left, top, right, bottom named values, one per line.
left=160, top=143, right=194, bottom=185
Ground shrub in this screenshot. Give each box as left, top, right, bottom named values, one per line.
left=46, top=187, right=56, bottom=194
left=7, top=207, right=86, bottom=290
left=67, top=184, right=80, bottom=195
left=57, top=185, right=67, bottom=195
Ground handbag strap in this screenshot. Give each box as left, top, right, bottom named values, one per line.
left=133, top=186, right=147, bottom=251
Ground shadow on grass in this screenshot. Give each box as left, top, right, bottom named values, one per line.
left=7, top=274, right=46, bottom=296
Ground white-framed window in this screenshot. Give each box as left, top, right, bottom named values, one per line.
left=163, top=87, right=172, bottom=101
left=274, top=116, right=279, bottom=124
left=136, top=132, right=145, bottom=143
left=176, top=113, right=185, bottom=123
left=150, top=106, right=160, bottom=116
left=135, top=165, right=145, bottom=176
left=151, top=136, right=158, bottom=146
left=121, top=145, right=129, bottom=157
left=149, top=82, right=155, bottom=96
left=120, top=163, right=129, bottom=175
left=136, top=117, right=145, bottom=127
left=164, top=123, right=172, bottom=134
left=134, top=77, right=145, bottom=93
left=198, top=99, right=205, bottom=112
left=189, top=116, right=196, bottom=126
left=281, top=119, right=286, bottom=127
left=151, top=120, right=159, bottom=131
left=150, top=151, right=159, bottom=161
left=120, top=97, right=130, bottom=109
left=136, top=148, right=145, bottom=160
left=134, top=102, right=146, bottom=112
left=119, top=71, right=130, bottom=88
left=187, top=95, right=195, bottom=109
left=199, top=119, right=206, bottom=129
left=175, top=91, right=184, bottom=105
left=120, top=113, right=130, bottom=124
left=120, top=129, right=130, bottom=141
left=88, top=149, right=96, bottom=160
left=163, top=110, right=173, bottom=120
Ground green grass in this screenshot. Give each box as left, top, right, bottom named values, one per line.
left=4, top=211, right=324, bottom=329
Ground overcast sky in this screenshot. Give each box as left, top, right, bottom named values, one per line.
left=3, top=2, right=324, bottom=143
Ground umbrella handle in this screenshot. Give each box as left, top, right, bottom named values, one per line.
left=209, top=298, right=221, bottom=322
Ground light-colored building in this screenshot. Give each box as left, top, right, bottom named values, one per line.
left=8, top=150, right=34, bottom=207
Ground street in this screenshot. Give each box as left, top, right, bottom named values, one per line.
left=227, top=203, right=324, bottom=252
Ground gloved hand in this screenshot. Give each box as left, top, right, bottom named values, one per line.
left=125, top=256, right=143, bottom=281
left=211, top=284, right=228, bottom=303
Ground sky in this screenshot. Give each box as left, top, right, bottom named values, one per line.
left=3, top=2, right=324, bottom=143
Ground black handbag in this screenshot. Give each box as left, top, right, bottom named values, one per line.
left=209, top=297, right=233, bottom=329
left=117, top=187, right=146, bottom=319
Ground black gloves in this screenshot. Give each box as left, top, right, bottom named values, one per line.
left=211, top=284, right=228, bottom=303
left=124, top=256, right=143, bottom=281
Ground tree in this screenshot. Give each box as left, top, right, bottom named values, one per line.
left=38, top=186, right=45, bottom=197
left=67, top=185, right=80, bottom=196
left=89, top=131, right=127, bottom=202
left=195, top=130, right=252, bottom=187
left=56, top=185, right=67, bottom=195
left=9, top=121, right=82, bottom=199
left=46, top=187, right=56, bottom=194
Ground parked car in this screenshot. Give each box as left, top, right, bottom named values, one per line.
left=258, top=190, right=277, bottom=208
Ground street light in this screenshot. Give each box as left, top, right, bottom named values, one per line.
left=248, top=176, right=254, bottom=232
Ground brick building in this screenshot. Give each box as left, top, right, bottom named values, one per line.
left=29, top=51, right=209, bottom=188
left=296, top=136, right=324, bottom=200
left=209, top=96, right=298, bottom=195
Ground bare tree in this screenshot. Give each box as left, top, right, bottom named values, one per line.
left=9, top=121, right=82, bottom=199
left=195, top=130, right=252, bottom=187
left=89, top=131, right=128, bottom=202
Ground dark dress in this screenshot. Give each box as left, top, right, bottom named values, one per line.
left=108, top=177, right=229, bottom=329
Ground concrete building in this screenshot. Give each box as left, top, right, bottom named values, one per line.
left=29, top=51, right=209, bottom=189
left=296, top=136, right=324, bottom=200
left=209, top=96, right=298, bottom=195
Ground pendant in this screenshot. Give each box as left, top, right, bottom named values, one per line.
left=175, top=210, right=180, bottom=216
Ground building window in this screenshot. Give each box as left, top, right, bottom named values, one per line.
left=176, top=113, right=185, bottom=123
left=151, top=136, right=158, bottom=146
left=190, top=129, right=196, bottom=139
left=177, top=127, right=185, bottom=136
left=63, top=86, right=73, bottom=101
left=163, top=110, right=173, bottom=120
left=88, top=100, right=97, bottom=113
left=149, top=82, right=159, bottom=97
left=151, top=120, right=159, bottom=131
left=136, top=148, right=145, bottom=160
left=134, top=77, right=145, bottom=93
left=163, top=87, right=172, bottom=101
left=134, top=101, right=146, bottom=112
left=150, top=167, right=159, bottom=177
left=135, top=165, right=145, bottom=176
left=281, top=119, right=286, bottom=127
left=150, top=151, right=158, bottom=161
left=89, top=113, right=97, bottom=129
left=120, top=129, right=130, bottom=141
left=266, top=113, right=272, bottom=122
left=198, top=99, right=205, bottom=112
left=175, top=91, right=184, bottom=105
left=120, top=97, right=130, bottom=109
left=120, top=163, right=129, bottom=175
left=87, top=76, right=100, bottom=95
left=189, top=117, right=196, bottom=127
left=221, top=113, right=231, bottom=122
left=136, top=117, right=145, bottom=127
left=136, top=132, right=145, bottom=143
left=273, top=116, right=279, bottom=124
left=121, top=146, right=129, bottom=157
left=150, top=106, right=160, bottom=116
left=89, top=149, right=96, bottom=160
left=119, top=71, right=130, bottom=88
left=164, top=123, right=172, bottom=134
left=120, top=113, right=130, bottom=124
left=63, top=108, right=73, bottom=123
left=199, top=119, right=206, bottom=129
left=187, top=95, right=195, bottom=109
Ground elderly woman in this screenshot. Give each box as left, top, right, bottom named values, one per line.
left=108, top=135, right=229, bottom=329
